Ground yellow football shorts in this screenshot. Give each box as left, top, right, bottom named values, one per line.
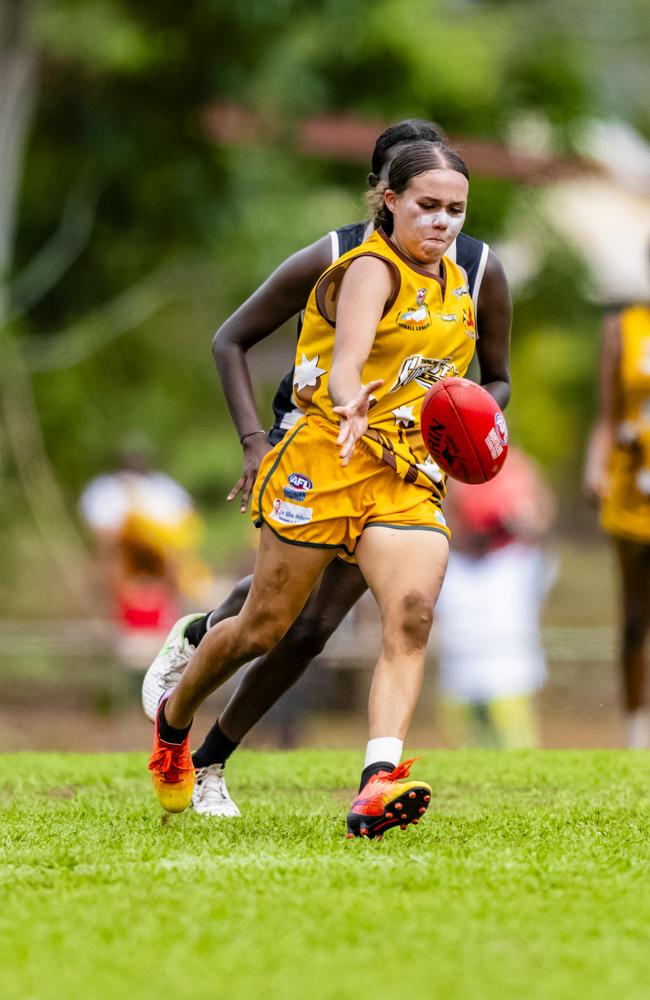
left=252, top=415, right=449, bottom=555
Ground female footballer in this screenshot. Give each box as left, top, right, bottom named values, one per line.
left=149, top=141, right=504, bottom=837
left=584, top=275, right=650, bottom=747
left=142, top=120, right=511, bottom=820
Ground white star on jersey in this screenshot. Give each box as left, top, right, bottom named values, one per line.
left=416, top=455, right=443, bottom=484
left=294, top=354, right=327, bottom=392
left=392, top=404, right=416, bottom=427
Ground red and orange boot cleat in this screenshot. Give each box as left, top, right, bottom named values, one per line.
left=148, top=697, right=195, bottom=814
left=346, top=759, right=432, bottom=839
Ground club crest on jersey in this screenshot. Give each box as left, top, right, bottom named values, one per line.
left=283, top=472, right=313, bottom=502
left=463, top=303, right=477, bottom=339
left=396, top=288, right=431, bottom=331
left=390, top=355, right=458, bottom=392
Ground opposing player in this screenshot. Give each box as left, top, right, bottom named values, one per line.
left=584, top=269, right=650, bottom=747
left=148, top=140, right=506, bottom=837
left=143, top=120, right=511, bottom=818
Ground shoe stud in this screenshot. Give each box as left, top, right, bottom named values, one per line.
left=386, top=811, right=393, bottom=819
left=419, top=807, right=426, bottom=814
left=424, top=795, right=431, bottom=802
left=395, top=802, right=403, bottom=810
left=409, top=791, right=416, bottom=799
left=400, top=823, right=407, bottom=830
left=346, top=832, right=354, bottom=839
left=360, top=827, right=368, bottom=836
left=412, top=818, right=419, bottom=825
left=401, top=813, right=407, bottom=820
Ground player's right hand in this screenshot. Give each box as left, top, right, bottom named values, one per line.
left=333, top=379, right=383, bottom=466
left=228, top=434, right=272, bottom=512
left=582, top=468, right=609, bottom=508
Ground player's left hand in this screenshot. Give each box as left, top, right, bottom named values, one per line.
left=333, top=379, right=383, bottom=466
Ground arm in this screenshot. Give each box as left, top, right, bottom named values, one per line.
left=475, top=250, right=511, bottom=410
left=583, top=313, right=621, bottom=505
left=329, top=256, right=393, bottom=465
left=212, top=235, right=332, bottom=510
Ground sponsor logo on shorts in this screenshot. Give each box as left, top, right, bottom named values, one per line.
left=270, top=499, right=313, bottom=525
left=283, top=487, right=307, bottom=501
left=288, top=472, right=313, bottom=491
left=283, top=472, right=312, bottom=502
left=494, top=411, right=508, bottom=446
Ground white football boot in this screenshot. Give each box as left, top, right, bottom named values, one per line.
left=141, top=613, right=204, bottom=722
left=192, top=764, right=241, bottom=817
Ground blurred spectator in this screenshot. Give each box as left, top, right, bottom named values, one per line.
left=435, top=448, right=557, bottom=748
left=584, top=270, right=650, bottom=747
left=80, top=437, right=212, bottom=637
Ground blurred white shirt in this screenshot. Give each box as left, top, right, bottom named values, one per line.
left=80, top=471, right=194, bottom=532
left=435, top=542, right=557, bottom=701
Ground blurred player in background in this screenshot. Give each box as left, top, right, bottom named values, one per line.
left=143, top=120, right=511, bottom=819
left=80, top=439, right=212, bottom=639
left=584, top=259, right=650, bottom=748
left=435, top=448, right=556, bottom=749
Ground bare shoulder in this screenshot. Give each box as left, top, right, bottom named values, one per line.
left=344, top=253, right=395, bottom=283
left=278, top=234, right=334, bottom=287
left=481, top=249, right=510, bottom=295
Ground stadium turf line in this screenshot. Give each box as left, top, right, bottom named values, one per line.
left=1, top=750, right=649, bottom=1000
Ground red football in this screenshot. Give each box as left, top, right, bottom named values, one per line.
left=420, top=377, right=508, bottom=484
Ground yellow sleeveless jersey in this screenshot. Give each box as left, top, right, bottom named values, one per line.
left=601, top=304, right=650, bottom=542
left=292, top=228, right=477, bottom=494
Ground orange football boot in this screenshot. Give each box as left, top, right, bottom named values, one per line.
left=148, top=696, right=195, bottom=813
left=346, top=759, right=432, bottom=839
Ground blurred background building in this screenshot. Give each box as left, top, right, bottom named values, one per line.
left=1, top=0, right=649, bottom=750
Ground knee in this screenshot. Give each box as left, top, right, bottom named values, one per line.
left=387, top=591, right=433, bottom=655
left=286, top=613, right=336, bottom=660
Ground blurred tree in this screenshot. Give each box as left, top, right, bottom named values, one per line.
left=2, top=0, right=648, bottom=611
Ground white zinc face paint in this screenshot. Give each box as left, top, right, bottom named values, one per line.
left=413, top=208, right=466, bottom=242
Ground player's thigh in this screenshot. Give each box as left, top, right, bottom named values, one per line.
left=240, top=524, right=335, bottom=638
left=356, top=525, right=449, bottom=628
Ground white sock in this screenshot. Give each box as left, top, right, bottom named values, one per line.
left=364, top=737, right=403, bottom=769
left=625, top=709, right=650, bottom=749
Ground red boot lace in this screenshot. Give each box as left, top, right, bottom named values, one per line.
left=148, top=745, right=192, bottom=782
left=353, top=757, right=421, bottom=814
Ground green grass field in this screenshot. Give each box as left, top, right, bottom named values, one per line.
left=2, top=750, right=650, bottom=1000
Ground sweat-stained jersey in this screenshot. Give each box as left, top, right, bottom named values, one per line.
left=291, top=227, right=477, bottom=496
left=268, top=224, right=489, bottom=444
left=601, top=304, right=650, bottom=542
